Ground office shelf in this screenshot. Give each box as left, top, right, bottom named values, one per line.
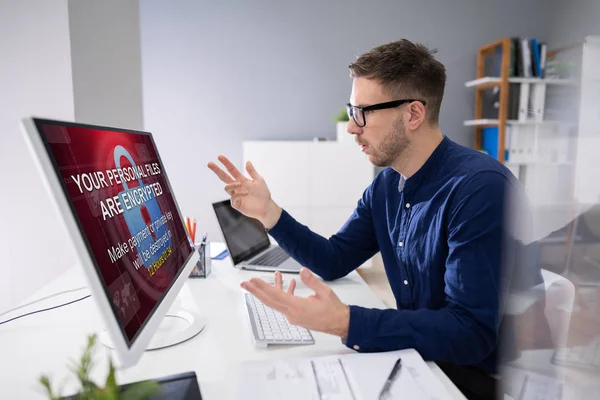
left=465, top=77, right=503, bottom=89
left=464, top=119, right=577, bottom=127
left=510, top=77, right=579, bottom=85
left=465, top=76, right=579, bottom=88
left=505, top=161, right=573, bottom=167
left=463, top=119, right=499, bottom=126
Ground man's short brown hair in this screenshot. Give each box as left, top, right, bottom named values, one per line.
left=348, top=39, right=446, bottom=125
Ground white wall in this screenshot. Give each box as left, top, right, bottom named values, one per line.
left=139, top=0, right=553, bottom=243
left=0, top=0, right=76, bottom=313
left=68, top=0, right=144, bottom=130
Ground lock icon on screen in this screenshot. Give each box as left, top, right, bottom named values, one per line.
left=113, top=145, right=171, bottom=271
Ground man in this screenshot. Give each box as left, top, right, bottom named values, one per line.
left=208, top=39, right=518, bottom=395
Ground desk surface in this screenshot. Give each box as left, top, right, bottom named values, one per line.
left=0, top=254, right=466, bottom=399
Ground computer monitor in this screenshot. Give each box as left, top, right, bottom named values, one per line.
left=20, top=117, right=204, bottom=368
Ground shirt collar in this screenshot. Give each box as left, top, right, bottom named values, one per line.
left=403, top=135, right=450, bottom=192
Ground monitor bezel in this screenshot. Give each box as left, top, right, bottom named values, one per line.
left=20, top=117, right=199, bottom=368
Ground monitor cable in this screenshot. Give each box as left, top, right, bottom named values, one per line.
left=0, top=287, right=90, bottom=326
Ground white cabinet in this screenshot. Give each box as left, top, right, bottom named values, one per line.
left=308, top=206, right=357, bottom=238
left=242, top=141, right=310, bottom=208
left=243, top=140, right=376, bottom=266
left=308, top=142, right=373, bottom=207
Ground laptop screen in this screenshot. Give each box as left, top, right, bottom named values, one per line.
left=212, top=200, right=270, bottom=265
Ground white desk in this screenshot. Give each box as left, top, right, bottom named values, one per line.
left=0, top=253, right=466, bottom=399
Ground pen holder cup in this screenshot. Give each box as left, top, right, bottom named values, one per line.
left=190, top=241, right=211, bottom=278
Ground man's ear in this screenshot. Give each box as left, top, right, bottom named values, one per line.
left=407, top=101, right=426, bottom=131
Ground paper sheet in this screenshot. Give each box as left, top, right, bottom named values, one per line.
left=341, top=349, right=443, bottom=400
left=501, top=366, right=563, bottom=400
left=311, top=357, right=357, bottom=400
left=236, top=358, right=319, bottom=400
left=237, top=349, right=451, bottom=400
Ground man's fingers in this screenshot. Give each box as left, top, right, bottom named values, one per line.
left=207, top=162, right=235, bottom=184
left=242, top=278, right=295, bottom=312
left=218, top=155, right=249, bottom=182
left=287, top=278, right=297, bottom=295
left=224, top=182, right=248, bottom=197
left=245, top=161, right=263, bottom=181
left=299, top=267, right=329, bottom=296
left=230, top=196, right=246, bottom=210
left=275, top=271, right=283, bottom=290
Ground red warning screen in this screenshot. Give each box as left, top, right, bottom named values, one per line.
left=35, top=120, right=193, bottom=345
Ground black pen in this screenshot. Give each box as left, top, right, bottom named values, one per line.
left=379, top=357, right=402, bottom=400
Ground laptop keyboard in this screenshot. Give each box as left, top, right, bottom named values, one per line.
left=249, top=247, right=290, bottom=266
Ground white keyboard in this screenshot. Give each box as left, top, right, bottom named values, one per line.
left=552, top=336, right=600, bottom=370
left=244, top=292, right=314, bottom=348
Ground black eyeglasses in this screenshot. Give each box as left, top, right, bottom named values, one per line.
left=345, top=99, right=426, bottom=128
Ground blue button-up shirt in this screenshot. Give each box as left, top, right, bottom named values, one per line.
left=267, top=136, right=519, bottom=372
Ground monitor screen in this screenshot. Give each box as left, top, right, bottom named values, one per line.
left=212, top=200, right=270, bottom=265
left=34, top=120, right=193, bottom=346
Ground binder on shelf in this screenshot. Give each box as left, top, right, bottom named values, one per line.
left=531, top=38, right=542, bottom=77
left=482, top=126, right=509, bottom=161
left=512, top=125, right=536, bottom=164
left=521, top=38, right=532, bottom=77
left=518, top=83, right=531, bottom=122
left=523, top=125, right=539, bottom=163
left=510, top=37, right=519, bottom=77
left=515, top=39, right=524, bottom=77
left=540, top=43, right=548, bottom=78
left=506, top=125, right=514, bottom=163
left=530, top=83, right=547, bottom=122
left=511, top=126, right=525, bottom=164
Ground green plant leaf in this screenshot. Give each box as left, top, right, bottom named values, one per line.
left=39, top=375, right=60, bottom=400
left=333, top=107, right=349, bottom=122
left=104, top=358, right=119, bottom=399
left=96, top=388, right=113, bottom=400
left=38, top=334, right=153, bottom=400
left=121, top=381, right=160, bottom=400
left=72, top=335, right=99, bottom=396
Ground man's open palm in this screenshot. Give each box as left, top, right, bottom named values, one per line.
left=207, top=155, right=274, bottom=223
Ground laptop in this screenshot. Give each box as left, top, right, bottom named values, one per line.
left=212, top=200, right=302, bottom=273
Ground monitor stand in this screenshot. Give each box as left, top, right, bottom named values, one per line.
left=99, top=282, right=206, bottom=351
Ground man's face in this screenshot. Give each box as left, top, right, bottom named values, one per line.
left=347, top=77, right=410, bottom=167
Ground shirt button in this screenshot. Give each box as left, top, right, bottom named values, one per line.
left=405, top=203, right=410, bottom=208
left=403, top=280, right=408, bottom=285
left=398, top=241, right=403, bottom=247
left=353, top=344, right=360, bottom=350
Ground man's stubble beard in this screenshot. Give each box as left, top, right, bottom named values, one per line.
left=369, top=117, right=410, bottom=168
